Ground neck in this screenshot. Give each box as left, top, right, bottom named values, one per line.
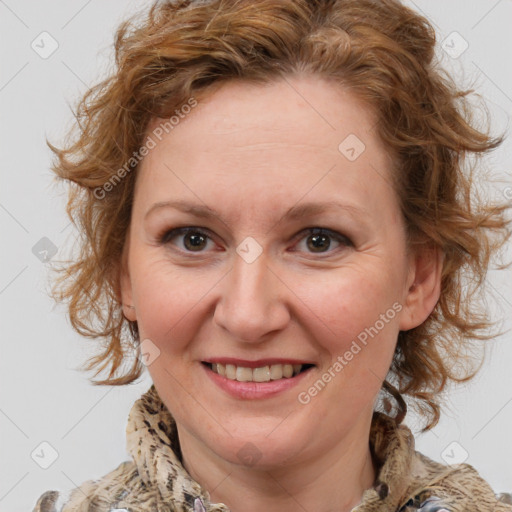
left=178, top=416, right=377, bottom=512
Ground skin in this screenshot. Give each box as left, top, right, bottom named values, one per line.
left=120, top=74, right=442, bottom=512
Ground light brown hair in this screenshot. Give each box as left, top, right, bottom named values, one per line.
left=48, top=0, right=511, bottom=430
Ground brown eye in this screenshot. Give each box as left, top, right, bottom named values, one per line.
left=295, top=227, right=352, bottom=255
left=159, top=227, right=213, bottom=252
left=307, top=231, right=331, bottom=252
left=183, top=231, right=208, bottom=251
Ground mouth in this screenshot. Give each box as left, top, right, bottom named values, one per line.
left=202, top=361, right=315, bottom=383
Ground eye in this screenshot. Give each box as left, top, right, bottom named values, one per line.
left=158, top=226, right=353, bottom=256
left=292, top=227, right=352, bottom=255
left=158, top=227, right=216, bottom=252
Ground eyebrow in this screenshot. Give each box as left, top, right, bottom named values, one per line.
left=144, top=199, right=369, bottom=225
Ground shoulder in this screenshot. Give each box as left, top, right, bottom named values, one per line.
left=362, top=413, right=512, bottom=512
left=30, top=460, right=153, bottom=512
left=400, top=449, right=512, bottom=512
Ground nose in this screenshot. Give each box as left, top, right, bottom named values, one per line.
left=213, top=246, right=291, bottom=343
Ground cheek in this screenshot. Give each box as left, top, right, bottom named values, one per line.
left=130, top=255, right=220, bottom=348
left=301, top=266, right=400, bottom=348
left=299, top=272, right=400, bottom=408
left=298, top=265, right=402, bottom=407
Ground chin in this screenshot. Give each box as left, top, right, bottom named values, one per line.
left=206, top=421, right=312, bottom=469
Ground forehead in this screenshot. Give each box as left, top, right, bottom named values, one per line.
left=146, top=75, right=382, bottom=155
left=136, top=75, right=398, bottom=227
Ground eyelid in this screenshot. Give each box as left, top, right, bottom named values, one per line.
left=158, top=226, right=353, bottom=255
left=293, top=226, right=352, bottom=243
left=158, top=226, right=218, bottom=246
left=290, top=227, right=353, bottom=253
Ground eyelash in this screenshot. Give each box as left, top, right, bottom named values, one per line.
left=157, top=226, right=353, bottom=256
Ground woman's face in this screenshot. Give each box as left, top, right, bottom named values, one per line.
left=120, top=75, right=437, bottom=470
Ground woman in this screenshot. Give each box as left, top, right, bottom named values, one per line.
left=33, top=0, right=511, bottom=511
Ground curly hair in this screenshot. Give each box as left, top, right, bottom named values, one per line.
left=48, top=0, right=511, bottom=431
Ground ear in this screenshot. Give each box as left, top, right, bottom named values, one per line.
left=399, top=244, right=444, bottom=331
left=119, top=231, right=137, bottom=322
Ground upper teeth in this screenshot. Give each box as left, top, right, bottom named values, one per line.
left=211, top=363, right=303, bottom=382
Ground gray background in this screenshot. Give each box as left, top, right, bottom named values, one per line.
left=1, top=1, right=511, bottom=511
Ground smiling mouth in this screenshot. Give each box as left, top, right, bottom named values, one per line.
left=202, top=362, right=315, bottom=383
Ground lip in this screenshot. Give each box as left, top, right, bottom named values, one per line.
left=202, top=361, right=315, bottom=400
left=203, top=357, right=315, bottom=368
